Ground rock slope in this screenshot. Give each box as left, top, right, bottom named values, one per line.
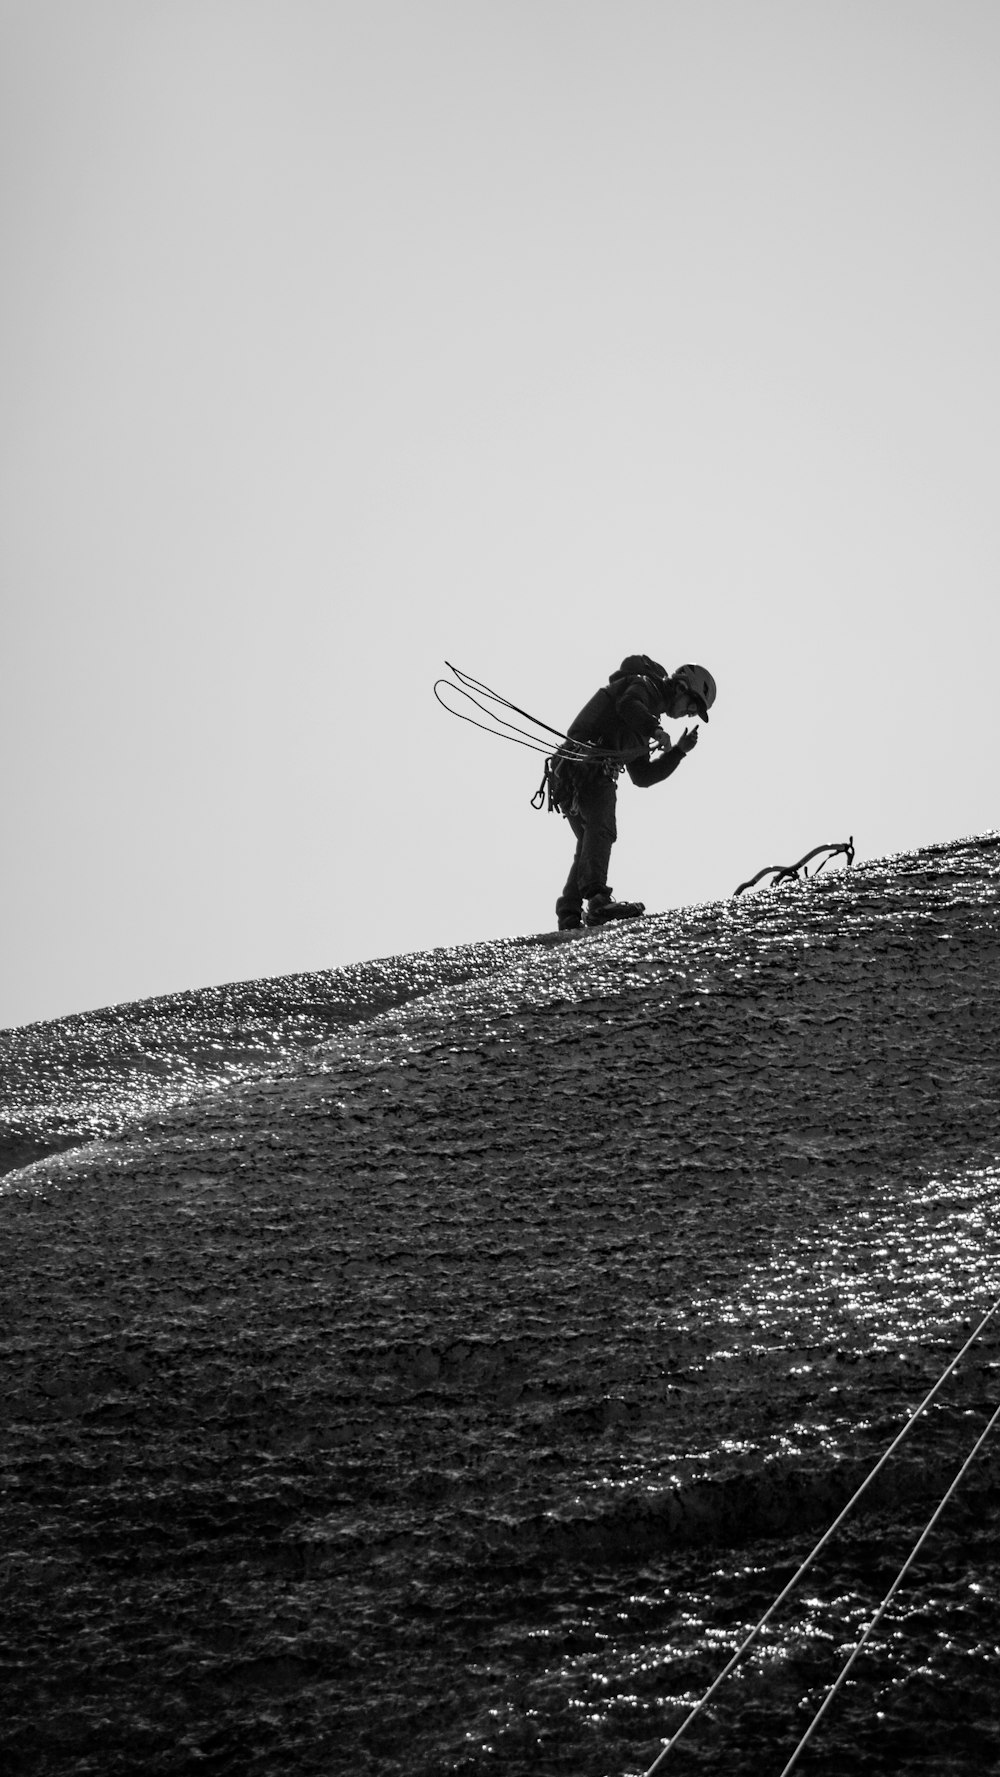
left=2, top=833, right=999, bottom=1776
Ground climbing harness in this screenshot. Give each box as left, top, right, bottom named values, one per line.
left=640, top=1290, right=1000, bottom=1775
left=432, top=661, right=635, bottom=810
left=733, top=837, right=855, bottom=896
left=538, top=749, right=624, bottom=819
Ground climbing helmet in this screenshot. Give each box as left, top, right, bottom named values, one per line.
left=673, top=664, right=717, bottom=723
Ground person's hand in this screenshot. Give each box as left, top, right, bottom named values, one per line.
left=649, top=728, right=671, bottom=754
left=676, top=725, right=699, bottom=755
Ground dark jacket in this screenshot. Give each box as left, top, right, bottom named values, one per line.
left=567, top=673, right=686, bottom=788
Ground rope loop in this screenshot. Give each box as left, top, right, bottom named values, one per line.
left=433, top=662, right=633, bottom=790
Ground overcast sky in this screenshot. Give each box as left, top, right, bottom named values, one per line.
left=3, top=0, right=998, bottom=1029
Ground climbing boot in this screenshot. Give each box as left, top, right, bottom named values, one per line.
left=585, top=891, right=646, bottom=927
left=558, top=913, right=583, bottom=931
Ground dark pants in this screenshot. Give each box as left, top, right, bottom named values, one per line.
left=555, top=772, right=618, bottom=919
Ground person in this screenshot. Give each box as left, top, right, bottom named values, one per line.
left=548, top=654, right=717, bottom=930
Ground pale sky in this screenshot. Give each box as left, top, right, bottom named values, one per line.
left=3, top=0, right=999, bottom=1030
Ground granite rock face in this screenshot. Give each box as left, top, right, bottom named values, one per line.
left=2, top=834, right=1000, bottom=1776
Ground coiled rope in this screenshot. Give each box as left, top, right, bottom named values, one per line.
left=433, top=661, right=631, bottom=763
left=640, top=1291, right=1000, bottom=1776
left=434, top=660, right=668, bottom=812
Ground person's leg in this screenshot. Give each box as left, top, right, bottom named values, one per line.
left=555, top=814, right=586, bottom=927
left=575, top=775, right=645, bottom=924
left=574, top=775, right=618, bottom=899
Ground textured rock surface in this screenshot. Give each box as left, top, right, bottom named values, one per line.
left=2, top=833, right=1000, bottom=1776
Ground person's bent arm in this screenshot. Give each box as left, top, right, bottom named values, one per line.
left=627, top=726, right=699, bottom=787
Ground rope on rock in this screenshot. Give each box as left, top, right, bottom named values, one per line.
left=777, top=1390, right=1000, bottom=1777
left=733, top=838, right=855, bottom=896
left=640, top=1291, right=1000, bottom=1776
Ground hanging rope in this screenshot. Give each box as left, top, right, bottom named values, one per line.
left=733, top=838, right=855, bottom=896
left=434, top=660, right=648, bottom=813
left=434, top=674, right=564, bottom=755
left=778, top=1391, right=1000, bottom=1776
left=640, top=1291, right=1000, bottom=1775
left=440, top=661, right=584, bottom=746
left=433, top=661, right=631, bottom=762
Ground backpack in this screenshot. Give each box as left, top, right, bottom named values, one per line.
left=608, top=653, right=667, bottom=686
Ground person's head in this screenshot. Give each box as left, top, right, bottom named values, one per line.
left=662, top=664, right=717, bottom=723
